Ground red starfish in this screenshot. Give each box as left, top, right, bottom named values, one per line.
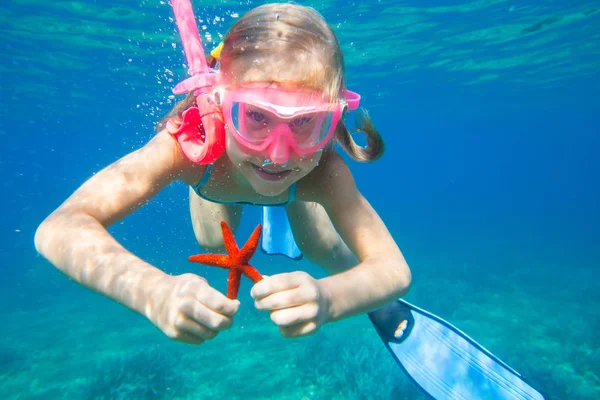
left=188, top=221, right=264, bottom=299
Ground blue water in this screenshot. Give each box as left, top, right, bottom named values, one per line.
left=1, top=1, right=599, bottom=399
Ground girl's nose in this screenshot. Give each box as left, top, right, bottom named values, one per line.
left=267, top=134, right=291, bottom=165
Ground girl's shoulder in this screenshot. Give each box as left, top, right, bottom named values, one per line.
left=152, top=128, right=209, bottom=186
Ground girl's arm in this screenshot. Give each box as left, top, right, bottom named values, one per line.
left=34, top=130, right=201, bottom=318
left=314, top=153, right=412, bottom=321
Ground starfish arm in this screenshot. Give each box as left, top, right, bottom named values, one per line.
left=220, top=221, right=240, bottom=257
left=238, top=224, right=262, bottom=263
left=241, top=264, right=263, bottom=283
left=188, top=254, right=232, bottom=269
left=227, top=269, right=242, bottom=300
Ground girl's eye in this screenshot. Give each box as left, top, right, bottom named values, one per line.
left=247, top=110, right=266, bottom=123
left=289, top=116, right=312, bottom=127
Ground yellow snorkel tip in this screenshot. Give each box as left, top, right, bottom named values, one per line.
left=210, top=42, right=224, bottom=61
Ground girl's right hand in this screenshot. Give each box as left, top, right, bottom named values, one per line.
left=147, top=273, right=239, bottom=344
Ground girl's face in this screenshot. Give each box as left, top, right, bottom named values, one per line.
left=225, top=126, right=325, bottom=196
left=218, top=79, right=336, bottom=196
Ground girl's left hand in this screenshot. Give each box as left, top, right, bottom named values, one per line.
left=251, top=271, right=330, bottom=338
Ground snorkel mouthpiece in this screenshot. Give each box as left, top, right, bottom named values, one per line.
left=169, top=0, right=225, bottom=164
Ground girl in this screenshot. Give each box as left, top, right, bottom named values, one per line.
left=34, top=3, right=411, bottom=345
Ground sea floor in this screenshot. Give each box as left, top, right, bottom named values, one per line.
left=1, top=256, right=598, bottom=400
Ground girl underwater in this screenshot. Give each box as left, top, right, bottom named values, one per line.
left=34, top=3, right=412, bottom=345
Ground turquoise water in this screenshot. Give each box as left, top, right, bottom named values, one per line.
left=1, top=0, right=599, bottom=399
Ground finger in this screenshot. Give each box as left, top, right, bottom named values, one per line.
left=195, top=286, right=240, bottom=317
left=254, top=287, right=313, bottom=311
left=269, top=303, right=319, bottom=327
left=176, top=314, right=218, bottom=341
left=279, top=321, right=319, bottom=338
left=171, top=332, right=205, bottom=345
left=181, top=299, right=234, bottom=332
left=251, top=272, right=306, bottom=300
left=177, top=273, right=208, bottom=289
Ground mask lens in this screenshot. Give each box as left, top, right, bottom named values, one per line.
left=231, top=102, right=274, bottom=144
left=231, top=101, right=336, bottom=149
left=292, top=111, right=335, bottom=149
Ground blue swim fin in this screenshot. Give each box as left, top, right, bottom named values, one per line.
left=260, top=206, right=303, bottom=260
left=368, top=300, right=546, bottom=400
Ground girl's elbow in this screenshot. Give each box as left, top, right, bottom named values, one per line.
left=34, top=212, right=65, bottom=256
left=396, top=261, right=412, bottom=297
left=34, top=218, right=53, bottom=256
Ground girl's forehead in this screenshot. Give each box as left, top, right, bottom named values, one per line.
left=222, top=59, right=331, bottom=88
left=237, top=80, right=320, bottom=92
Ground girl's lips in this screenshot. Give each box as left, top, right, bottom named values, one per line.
left=251, top=164, right=292, bottom=181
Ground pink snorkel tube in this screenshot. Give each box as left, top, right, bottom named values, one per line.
left=167, top=0, right=225, bottom=164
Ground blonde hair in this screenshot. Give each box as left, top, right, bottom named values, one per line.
left=160, top=3, right=384, bottom=162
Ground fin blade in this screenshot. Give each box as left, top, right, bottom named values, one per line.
left=369, top=300, right=546, bottom=400
left=260, top=206, right=303, bottom=260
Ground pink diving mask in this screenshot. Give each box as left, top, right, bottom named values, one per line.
left=221, top=87, right=360, bottom=164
